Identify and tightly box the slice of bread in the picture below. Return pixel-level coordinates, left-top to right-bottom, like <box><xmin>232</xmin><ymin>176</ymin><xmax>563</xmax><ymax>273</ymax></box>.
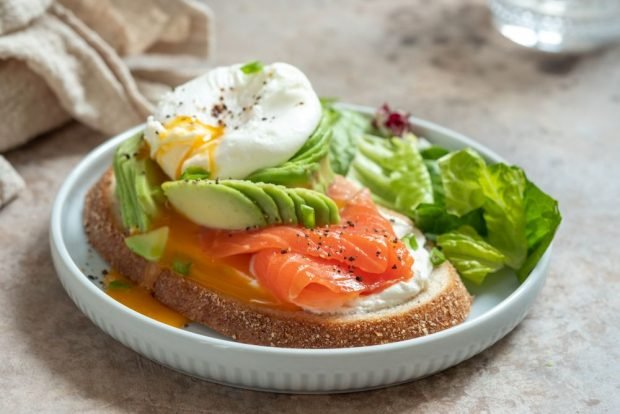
<box><xmin>84</xmin><ymin>170</ymin><xmax>472</xmax><ymax>348</ymax></box>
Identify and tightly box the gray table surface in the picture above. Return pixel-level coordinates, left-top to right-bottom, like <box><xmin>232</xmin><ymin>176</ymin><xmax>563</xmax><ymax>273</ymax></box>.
<box><xmin>2</xmin><ymin>0</ymin><xmax>619</xmax><ymax>412</ymax></box>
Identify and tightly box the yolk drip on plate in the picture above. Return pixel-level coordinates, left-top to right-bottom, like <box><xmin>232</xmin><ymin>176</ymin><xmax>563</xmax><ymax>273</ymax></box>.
<box><xmin>155</xmin><ymin>116</ymin><xmax>225</xmax><ymax>179</ymax></box>
<box><xmin>104</xmin><ymin>270</ymin><xmax>188</xmax><ymax>328</ymax></box>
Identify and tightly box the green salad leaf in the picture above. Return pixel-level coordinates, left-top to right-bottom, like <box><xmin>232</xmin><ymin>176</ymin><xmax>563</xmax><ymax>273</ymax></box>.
<box><xmin>436</xmin><ymin>148</ymin><xmax>560</xmax><ymax>279</ymax></box>
<box><xmin>517</xmin><ymin>180</ymin><xmax>561</xmax><ymax>281</ymax></box>
<box><xmin>347</xmin><ymin>134</ymin><xmax>433</xmax><ymax>214</ymax></box>
<box><xmin>437</xmin><ymin>226</ymin><xmax>506</xmax><ymax>284</ymax></box>
<box><xmin>420</xmin><ymin>146</ymin><xmax>450</xmax><ymax>161</ymax></box>
<box><xmin>337</xmin><ymin>121</ymin><xmax>560</xmax><ymax>283</ymax></box>
<box><xmin>482</xmin><ymin>163</ymin><xmax>528</xmax><ymax>269</ymax></box>
<box><xmin>413</xmin><ymin>146</ymin><xmax>487</xmax><ymax>236</ymax></box>
<box><xmin>424</xmin><ymin>158</ymin><xmax>446</xmax><ymax>204</ymax></box>
<box><xmin>438</xmin><ymin>148</ymin><xmax>487</xmax><ymax>216</ymax></box>
<box><xmin>438</xmin><ymin>150</ymin><xmax>528</xmax><ymax>269</ymax></box>
<box><xmin>328</xmin><ymin>107</ymin><xmax>373</xmax><ymax>175</ymax></box>
<box><xmin>412</xmin><ymin>203</ymin><xmax>486</xmax><ymax>236</ymax></box>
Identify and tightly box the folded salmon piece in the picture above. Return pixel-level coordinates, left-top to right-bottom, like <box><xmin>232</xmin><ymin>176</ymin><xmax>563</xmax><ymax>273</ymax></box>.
<box><xmin>200</xmin><ymin>176</ymin><xmax>414</xmax><ymax>311</ymax></box>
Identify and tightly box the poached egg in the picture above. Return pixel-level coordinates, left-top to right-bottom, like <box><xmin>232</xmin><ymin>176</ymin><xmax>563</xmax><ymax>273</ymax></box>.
<box><xmin>144</xmin><ymin>62</ymin><xmax>322</xmax><ymax>180</ymax></box>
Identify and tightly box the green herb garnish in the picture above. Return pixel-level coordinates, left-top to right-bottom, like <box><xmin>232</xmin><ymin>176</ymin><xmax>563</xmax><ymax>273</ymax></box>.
<box><xmin>430</xmin><ymin>247</ymin><xmax>446</xmax><ymax>267</ymax></box>
<box><xmin>108</xmin><ymin>280</ymin><xmax>131</xmax><ymax>289</ymax></box>
<box><xmin>240</xmin><ymin>60</ymin><xmax>264</xmax><ymax>74</ymax></box>
<box><xmin>172</xmin><ymin>258</ymin><xmax>192</xmax><ymax>276</ymax></box>
<box><xmin>402</xmin><ymin>234</ymin><xmax>419</xmax><ymax>250</ymax></box>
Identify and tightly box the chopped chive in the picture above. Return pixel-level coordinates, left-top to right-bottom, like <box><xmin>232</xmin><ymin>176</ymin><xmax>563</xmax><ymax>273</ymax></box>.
<box><xmin>403</xmin><ymin>234</ymin><xmax>419</xmax><ymax>250</ymax></box>
<box><xmin>172</xmin><ymin>258</ymin><xmax>192</xmax><ymax>276</ymax></box>
<box><xmin>108</xmin><ymin>280</ymin><xmax>131</xmax><ymax>289</ymax></box>
<box><xmin>430</xmin><ymin>247</ymin><xmax>446</xmax><ymax>266</ymax></box>
<box><xmin>240</xmin><ymin>60</ymin><xmax>264</xmax><ymax>74</ymax></box>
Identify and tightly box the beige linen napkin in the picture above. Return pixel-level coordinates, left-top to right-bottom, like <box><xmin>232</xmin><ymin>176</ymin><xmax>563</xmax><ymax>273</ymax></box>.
<box><xmin>0</xmin><ymin>0</ymin><xmax>214</xmax><ymax>208</ymax></box>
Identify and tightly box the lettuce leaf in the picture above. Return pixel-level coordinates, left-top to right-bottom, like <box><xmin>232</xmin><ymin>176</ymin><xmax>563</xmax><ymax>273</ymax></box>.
<box><xmin>438</xmin><ymin>148</ymin><xmax>487</xmax><ymax>216</ymax></box>
<box><xmin>438</xmin><ymin>149</ymin><xmax>527</xmax><ymax>269</ymax></box>
<box><xmin>413</xmin><ymin>203</ymin><xmax>486</xmax><ymax>236</ymax></box>
<box><xmin>437</xmin><ymin>148</ymin><xmax>560</xmax><ymax>277</ymax></box>
<box><xmin>414</xmin><ymin>146</ymin><xmax>486</xmax><ymax>236</ymax></box>
<box><xmin>327</xmin><ymin>107</ymin><xmax>373</xmax><ymax>174</ymax></box>
<box><xmin>424</xmin><ymin>156</ymin><xmax>446</xmax><ymax>205</ymax></box>
<box><xmin>437</xmin><ymin>226</ymin><xmax>506</xmax><ymax>284</ymax></box>
<box><xmin>420</xmin><ymin>146</ymin><xmax>450</xmax><ymax>161</ymax></box>
<box><xmin>325</xmin><ymin>105</ymin><xmax>560</xmax><ymax>284</ymax></box>
<box><xmin>481</xmin><ymin>164</ymin><xmax>528</xmax><ymax>269</ymax></box>
<box><xmin>517</xmin><ymin>180</ymin><xmax>561</xmax><ymax>281</ymax></box>
<box><xmin>347</xmin><ymin>134</ymin><xmax>433</xmax><ymax>214</ymax></box>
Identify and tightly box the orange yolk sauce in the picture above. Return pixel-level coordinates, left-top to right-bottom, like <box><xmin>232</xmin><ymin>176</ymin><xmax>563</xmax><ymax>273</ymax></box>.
<box><xmin>104</xmin><ymin>206</ymin><xmax>299</xmax><ymax>328</ymax></box>
<box><xmin>104</xmin><ymin>270</ymin><xmax>188</xmax><ymax>328</ymax></box>
<box><xmin>153</xmin><ymin>116</ymin><xmax>225</xmax><ymax>179</ymax></box>
<box><xmin>154</xmin><ymin>209</ymin><xmax>298</xmax><ymax>310</ymax></box>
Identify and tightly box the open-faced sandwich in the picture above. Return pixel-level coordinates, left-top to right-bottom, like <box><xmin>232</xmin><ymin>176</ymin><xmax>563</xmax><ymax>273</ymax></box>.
<box><xmin>84</xmin><ymin>61</ymin><xmax>561</xmax><ymax>348</ymax></box>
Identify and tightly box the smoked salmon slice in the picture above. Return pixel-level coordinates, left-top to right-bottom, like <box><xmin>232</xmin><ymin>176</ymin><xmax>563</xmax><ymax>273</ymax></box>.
<box><xmin>251</xmin><ymin>249</ymin><xmax>365</xmax><ymax>311</ymax></box>
<box><xmin>200</xmin><ymin>176</ymin><xmax>414</xmax><ymax>311</ymax></box>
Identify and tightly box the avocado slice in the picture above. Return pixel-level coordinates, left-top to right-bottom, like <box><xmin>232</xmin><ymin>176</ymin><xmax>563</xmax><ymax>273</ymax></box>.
<box><xmin>125</xmin><ymin>226</ymin><xmax>169</xmax><ymax>261</ymax></box>
<box><xmin>295</xmin><ymin>188</ymin><xmax>340</xmax><ymax>226</ymax></box>
<box><xmin>247</xmin><ymin>109</ymin><xmax>336</xmax><ymax>191</ymax></box>
<box><xmin>134</xmin><ymin>174</ymin><xmax>155</xmax><ymax>217</ymax></box>
<box><xmin>249</xmin><ymin>163</ymin><xmax>314</xmax><ymax>189</ymax></box>
<box><xmin>162</xmin><ymin>178</ymin><xmax>338</xmax><ymax>230</ymax></box>
<box><xmin>113</xmin><ymin>133</ymin><xmax>166</xmax><ymax>232</ymax></box>
<box><xmin>324</xmin><ymin>195</ymin><xmax>340</xmax><ymax>224</ymax></box>
<box><xmin>221</xmin><ymin>180</ymin><xmax>281</xmax><ymax>225</ymax></box>
<box><xmin>116</xmin><ymin>135</ymin><xmax>147</xmax><ymax>230</ymax></box>
<box><xmin>260</xmin><ymin>183</ymin><xmax>298</xmax><ymax>225</ymax></box>
<box><xmin>288</xmin><ymin>191</ymin><xmax>316</xmax><ymax>228</ymax></box>
<box><xmin>294</xmin><ymin>188</ymin><xmax>330</xmax><ymax>227</ymax></box>
<box><xmin>114</xmin><ymin>152</ymin><xmax>137</xmax><ymax>229</ymax></box>
<box><xmin>300</xmin><ymin>205</ymin><xmax>316</xmax><ymax>229</ymax></box>
<box><xmin>162</xmin><ymin>180</ymin><xmax>266</xmax><ymax>230</ymax></box>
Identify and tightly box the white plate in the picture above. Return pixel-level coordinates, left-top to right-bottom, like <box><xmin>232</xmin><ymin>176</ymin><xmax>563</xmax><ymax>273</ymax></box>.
<box><xmin>50</xmin><ymin>105</ymin><xmax>551</xmax><ymax>393</ymax></box>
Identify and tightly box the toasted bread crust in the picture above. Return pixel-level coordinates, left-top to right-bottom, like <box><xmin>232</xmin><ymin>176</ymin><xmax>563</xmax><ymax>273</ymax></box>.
<box><xmin>84</xmin><ymin>170</ymin><xmax>472</xmax><ymax>348</ymax></box>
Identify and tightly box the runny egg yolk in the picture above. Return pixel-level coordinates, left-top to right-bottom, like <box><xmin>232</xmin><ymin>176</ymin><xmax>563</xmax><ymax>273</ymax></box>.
<box><xmin>104</xmin><ymin>270</ymin><xmax>189</xmax><ymax>328</ymax></box>
<box><xmin>155</xmin><ymin>116</ymin><xmax>225</xmax><ymax>179</ymax></box>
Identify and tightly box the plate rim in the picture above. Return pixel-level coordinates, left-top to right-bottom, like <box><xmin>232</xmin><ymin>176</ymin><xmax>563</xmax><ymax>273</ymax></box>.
<box><xmin>50</xmin><ymin>105</ymin><xmax>551</xmax><ymax>356</ymax></box>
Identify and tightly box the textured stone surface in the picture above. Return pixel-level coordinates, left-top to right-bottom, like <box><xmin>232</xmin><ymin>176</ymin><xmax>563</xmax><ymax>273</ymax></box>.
<box><xmin>1</xmin><ymin>0</ymin><xmax>619</xmax><ymax>412</ymax></box>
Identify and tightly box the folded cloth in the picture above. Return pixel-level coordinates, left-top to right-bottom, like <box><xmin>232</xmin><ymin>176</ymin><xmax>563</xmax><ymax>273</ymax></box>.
<box><xmin>0</xmin><ymin>0</ymin><xmax>214</xmax><ymax>207</ymax></box>
<box><xmin>0</xmin><ymin>156</ymin><xmax>25</xmax><ymax>209</ymax></box>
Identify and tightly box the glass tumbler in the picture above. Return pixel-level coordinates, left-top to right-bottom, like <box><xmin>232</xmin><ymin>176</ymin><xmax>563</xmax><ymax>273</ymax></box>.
<box><xmin>489</xmin><ymin>0</ymin><xmax>620</xmax><ymax>53</ymax></box>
